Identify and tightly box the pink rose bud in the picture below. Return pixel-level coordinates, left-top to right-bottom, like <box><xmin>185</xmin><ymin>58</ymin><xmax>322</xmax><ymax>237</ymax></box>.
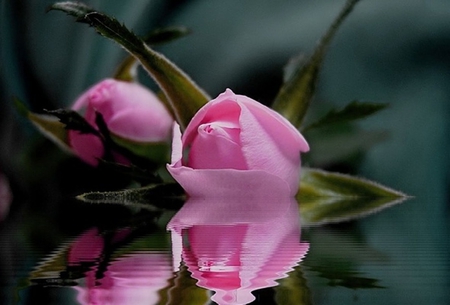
<box><xmin>167</xmin><ymin>89</ymin><xmax>309</xmax><ymax>196</ymax></box>
<box><xmin>68</xmin><ymin>79</ymin><xmax>173</xmax><ymax>166</ymax></box>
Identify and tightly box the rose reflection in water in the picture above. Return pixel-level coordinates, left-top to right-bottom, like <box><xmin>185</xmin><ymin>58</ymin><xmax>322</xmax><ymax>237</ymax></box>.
<box><xmin>63</xmin><ymin>195</ymin><xmax>308</xmax><ymax>305</ymax></box>
<box><xmin>168</xmin><ymin>196</ymin><xmax>309</xmax><ymax>305</ymax></box>
<box><xmin>67</xmin><ymin>228</ymin><xmax>173</xmax><ymax>305</ymax></box>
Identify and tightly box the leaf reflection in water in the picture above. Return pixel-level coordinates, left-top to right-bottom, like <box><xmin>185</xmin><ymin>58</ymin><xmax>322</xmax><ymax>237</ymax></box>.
<box><xmin>168</xmin><ymin>196</ymin><xmax>309</xmax><ymax>305</ymax></box>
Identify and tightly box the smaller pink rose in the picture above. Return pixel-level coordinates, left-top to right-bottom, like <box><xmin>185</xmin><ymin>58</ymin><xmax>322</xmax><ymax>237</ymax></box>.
<box><xmin>68</xmin><ymin>79</ymin><xmax>173</xmax><ymax>166</ymax></box>
<box><xmin>167</xmin><ymin>89</ymin><xmax>309</xmax><ymax>196</ymax></box>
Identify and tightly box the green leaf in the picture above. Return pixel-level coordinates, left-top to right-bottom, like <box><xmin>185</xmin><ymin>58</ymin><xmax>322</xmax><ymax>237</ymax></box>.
<box><xmin>114</xmin><ymin>26</ymin><xmax>191</xmax><ymax>82</ymax></box>
<box><xmin>46</xmin><ymin>1</ymin><xmax>95</xmax><ymax>19</ymax></box>
<box><xmin>282</xmin><ymin>53</ymin><xmax>308</xmax><ymax>84</ymax></box>
<box><xmin>298</xmin><ymin>168</ymin><xmax>410</xmax><ymax>226</ymax></box>
<box><xmin>304</xmin><ymin>128</ymin><xmax>388</xmax><ymax>166</ymax></box>
<box><xmin>143</xmin><ymin>26</ymin><xmax>191</xmax><ymax>46</ymax></box>
<box><xmin>271</xmin><ymin>0</ymin><xmax>360</xmax><ymax>127</ymax></box>
<box><xmin>49</xmin><ymin>2</ymin><xmax>210</xmax><ymax>130</ymax></box>
<box><xmin>303</xmin><ymin>101</ymin><xmax>388</xmax><ymax>132</ymax></box>
<box><xmin>110</xmin><ymin>135</ymin><xmax>170</xmax><ymax>165</ymax></box>
<box><xmin>76</xmin><ymin>183</ymin><xmax>185</xmax><ymax>210</ymax></box>
<box><xmin>113</xmin><ymin>55</ymin><xmax>140</xmax><ymax>82</ymax></box>
<box><xmin>13</xmin><ymin>97</ymin><xmax>72</xmax><ymax>153</ymax></box>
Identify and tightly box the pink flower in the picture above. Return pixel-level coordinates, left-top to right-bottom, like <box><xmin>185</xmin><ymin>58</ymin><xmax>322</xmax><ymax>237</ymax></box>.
<box><xmin>168</xmin><ymin>197</ymin><xmax>309</xmax><ymax>304</ymax></box>
<box><xmin>0</xmin><ymin>171</ymin><xmax>12</xmax><ymax>221</ymax></box>
<box><xmin>167</xmin><ymin>89</ymin><xmax>309</xmax><ymax>196</ymax></box>
<box><xmin>68</xmin><ymin>79</ymin><xmax>173</xmax><ymax>166</ymax></box>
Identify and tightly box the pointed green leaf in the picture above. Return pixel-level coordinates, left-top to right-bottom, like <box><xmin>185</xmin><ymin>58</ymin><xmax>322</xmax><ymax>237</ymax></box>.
<box><xmin>114</xmin><ymin>26</ymin><xmax>191</xmax><ymax>82</ymax></box>
<box><xmin>305</xmin><ymin>128</ymin><xmax>388</xmax><ymax>166</ymax></box>
<box><xmin>27</xmin><ymin>114</ymin><xmax>72</xmax><ymax>153</ymax></box>
<box><xmin>110</xmin><ymin>135</ymin><xmax>170</xmax><ymax>164</ymax></box>
<box><xmin>46</xmin><ymin>1</ymin><xmax>94</xmax><ymax>19</ymax></box>
<box><xmin>76</xmin><ymin>183</ymin><xmax>185</xmax><ymax>210</ymax></box>
<box><xmin>282</xmin><ymin>53</ymin><xmax>308</xmax><ymax>84</ymax></box>
<box><xmin>303</xmin><ymin>101</ymin><xmax>388</xmax><ymax>132</ymax></box>
<box><xmin>299</xmin><ymin>168</ymin><xmax>406</xmax><ymax>198</ymax></box>
<box><xmin>298</xmin><ymin>168</ymin><xmax>410</xmax><ymax>226</ymax></box>
<box><xmin>13</xmin><ymin>97</ymin><xmax>72</xmax><ymax>153</ymax></box>
<box><xmin>114</xmin><ymin>55</ymin><xmax>140</xmax><ymax>82</ymax></box>
<box><xmin>49</xmin><ymin>2</ymin><xmax>210</xmax><ymax>130</ymax></box>
<box><xmin>143</xmin><ymin>26</ymin><xmax>191</xmax><ymax>46</ymax></box>
<box><xmin>272</xmin><ymin>0</ymin><xmax>360</xmax><ymax>127</ymax></box>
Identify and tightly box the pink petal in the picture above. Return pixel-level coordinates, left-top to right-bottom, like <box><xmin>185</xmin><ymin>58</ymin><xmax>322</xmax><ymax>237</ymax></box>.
<box><xmin>170</xmin><ymin>123</ymin><xmax>183</xmax><ymax>167</ymax></box>
<box><xmin>67</xmin><ymin>131</ymin><xmax>104</xmax><ymax>166</ymax></box>
<box><xmin>182</xmin><ymin>94</ymin><xmax>241</xmax><ymax>147</ymax></box>
<box><xmin>236</xmin><ymin>93</ymin><xmax>309</xmax><ymax>195</ymax></box>
<box><xmin>67</xmin><ymin>228</ymin><xmax>104</xmax><ymax>264</ymax></box>
<box><xmin>167</xmin><ymin>191</ymin><xmax>292</xmax><ymax>227</ymax></box>
<box><xmin>72</xmin><ymin>79</ymin><xmax>173</xmax><ymax>142</ymax></box>
<box><xmin>107</xmin><ymin>107</ymin><xmax>171</xmax><ymax>142</ymax></box>
<box><xmin>166</xmin><ymin>163</ymin><xmax>291</xmax><ymax>198</ymax></box>
<box><xmin>187</xmin><ymin>122</ymin><xmax>247</xmax><ymax>169</ymax></box>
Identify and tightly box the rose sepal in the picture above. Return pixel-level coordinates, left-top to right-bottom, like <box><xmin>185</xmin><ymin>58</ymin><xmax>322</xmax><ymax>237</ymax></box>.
<box><xmin>272</xmin><ymin>0</ymin><xmax>361</xmax><ymax>128</ymax></box>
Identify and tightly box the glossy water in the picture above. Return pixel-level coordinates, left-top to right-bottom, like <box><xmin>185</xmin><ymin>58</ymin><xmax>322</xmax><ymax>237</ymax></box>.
<box><xmin>1</xmin><ymin>197</ymin><xmax>449</xmax><ymax>305</ymax></box>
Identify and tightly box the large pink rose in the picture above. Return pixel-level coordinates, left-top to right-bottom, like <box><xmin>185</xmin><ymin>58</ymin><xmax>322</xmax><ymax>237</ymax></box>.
<box><xmin>167</xmin><ymin>89</ymin><xmax>309</xmax><ymax>196</ymax></box>
<box><xmin>68</xmin><ymin>78</ymin><xmax>173</xmax><ymax>166</ymax></box>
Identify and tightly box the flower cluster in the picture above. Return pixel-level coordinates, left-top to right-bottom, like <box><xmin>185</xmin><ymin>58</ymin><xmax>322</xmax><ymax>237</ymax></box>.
<box><xmin>69</xmin><ymin>81</ymin><xmax>308</xmax><ymax>196</ymax></box>
<box><xmin>18</xmin><ymin>0</ymin><xmax>405</xmax><ymax>216</ymax></box>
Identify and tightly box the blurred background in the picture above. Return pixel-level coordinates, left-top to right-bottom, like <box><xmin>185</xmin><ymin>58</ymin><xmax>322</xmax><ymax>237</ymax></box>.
<box><xmin>1</xmin><ymin>0</ymin><xmax>449</xmax><ymax>303</ymax></box>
